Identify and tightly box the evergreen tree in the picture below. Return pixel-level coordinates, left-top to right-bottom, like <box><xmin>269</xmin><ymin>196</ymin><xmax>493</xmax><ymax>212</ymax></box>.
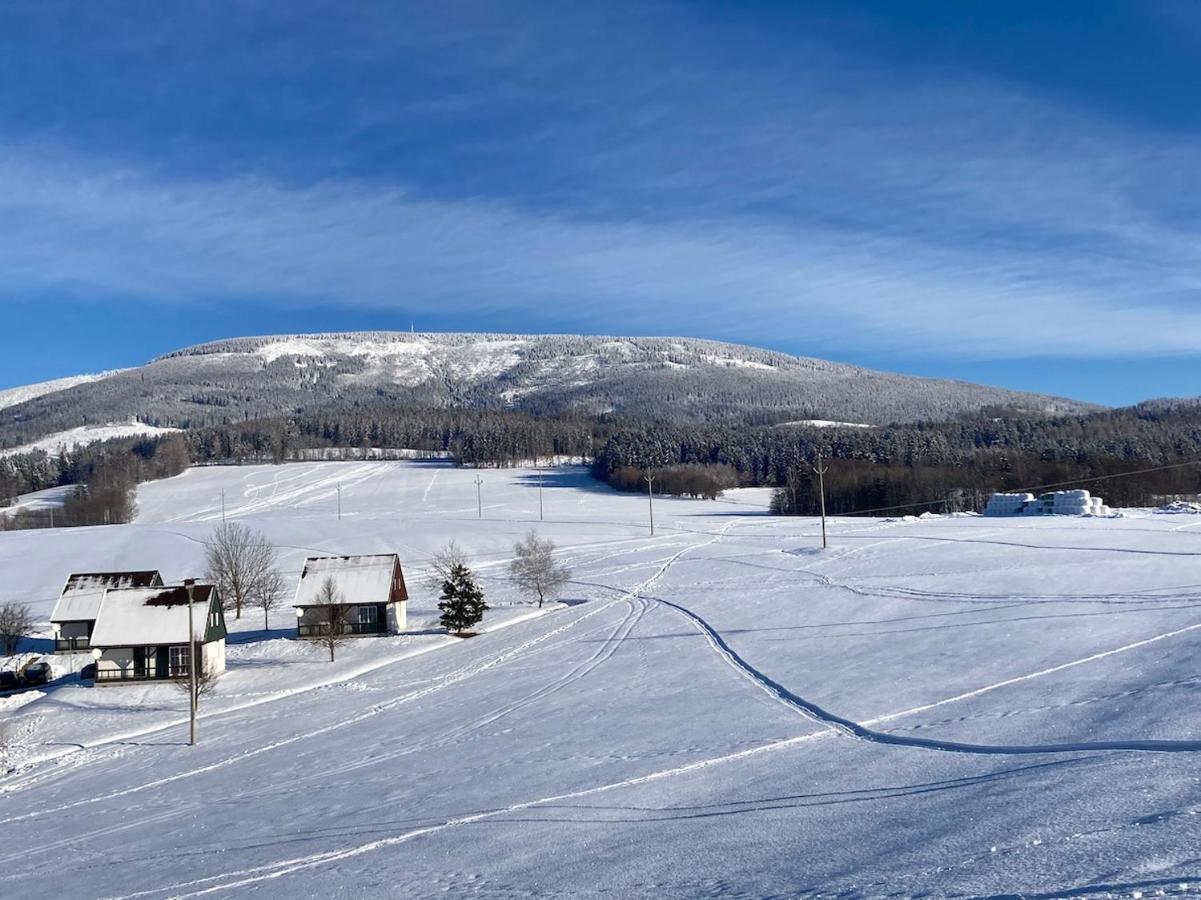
<box><xmin>438</xmin><ymin>562</ymin><xmax>488</xmax><ymax>635</ymax></box>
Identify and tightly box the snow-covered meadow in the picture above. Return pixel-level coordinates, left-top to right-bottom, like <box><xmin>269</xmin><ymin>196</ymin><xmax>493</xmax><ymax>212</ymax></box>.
<box><xmin>3</xmin><ymin>461</ymin><xmax>1201</xmax><ymax>897</ymax></box>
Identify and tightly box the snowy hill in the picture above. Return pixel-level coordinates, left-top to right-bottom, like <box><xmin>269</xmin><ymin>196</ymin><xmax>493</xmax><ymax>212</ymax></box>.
<box><xmin>0</xmin><ymin>333</ymin><xmax>1098</xmax><ymax>450</ymax></box>
<box><xmin>0</xmin><ymin>421</ymin><xmax>180</xmax><ymax>458</ymax></box>
<box><xmin>4</xmin><ymin>460</ymin><xmax>1201</xmax><ymax>896</ymax></box>
<box><xmin>0</xmin><ymin>369</ymin><xmax>124</xmax><ymax>412</ymax></box>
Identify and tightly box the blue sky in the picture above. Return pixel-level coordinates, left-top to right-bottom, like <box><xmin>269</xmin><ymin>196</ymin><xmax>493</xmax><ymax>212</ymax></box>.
<box><xmin>2</xmin><ymin>1</ymin><xmax>1200</xmax><ymax>405</ymax></box>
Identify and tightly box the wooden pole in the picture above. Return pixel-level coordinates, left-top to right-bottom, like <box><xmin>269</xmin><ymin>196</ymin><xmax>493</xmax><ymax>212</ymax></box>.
<box><xmin>475</xmin><ymin>474</ymin><xmax>484</xmax><ymax>519</ymax></box>
<box><xmin>812</xmin><ymin>455</ymin><xmax>828</xmax><ymax>550</ymax></box>
<box><xmin>645</xmin><ymin>471</ymin><xmax>656</xmax><ymax>536</ymax></box>
<box><xmin>184</xmin><ymin>578</ymin><xmax>197</xmax><ymax>747</ymax></box>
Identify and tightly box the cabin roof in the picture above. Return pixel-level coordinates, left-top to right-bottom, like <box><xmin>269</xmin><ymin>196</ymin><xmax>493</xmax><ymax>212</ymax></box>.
<box><xmin>51</xmin><ymin>570</ymin><xmax>164</xmax><ymax>623</ymax></box>
<box><xmin>293</xmin><ymin>554</ymin><xmax>405</xmax><ymax>607</ymax></box>
<box><xmin>90</xmin><ymin>584</ymin><xmax>219</xmax><ymax>646</ymax></box>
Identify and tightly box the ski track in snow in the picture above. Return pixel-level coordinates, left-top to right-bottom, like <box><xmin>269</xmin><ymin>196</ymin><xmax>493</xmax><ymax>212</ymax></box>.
<box><xmin>655</xmin><ymin>594</ymin><xmax>1201</xmax><ymax>755</ymax></box>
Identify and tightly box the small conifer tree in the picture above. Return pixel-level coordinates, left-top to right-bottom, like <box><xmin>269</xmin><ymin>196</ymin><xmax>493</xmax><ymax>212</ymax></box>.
<box><xmin>438</xmin><ymin>562</ymin><xmax>488</xmax><ymax>635</ymax></box>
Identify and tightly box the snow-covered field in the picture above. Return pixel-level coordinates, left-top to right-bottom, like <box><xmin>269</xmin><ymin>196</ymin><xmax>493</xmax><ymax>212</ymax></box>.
<box><xmin>0</xmin><ymin>484</ymin><xmax>73</xmax><ymax>519</ymax></box>
<box><xmin>4</xmin><ymin>461</ymin><xmax>1201</xmax><ymax>897</ymax></box>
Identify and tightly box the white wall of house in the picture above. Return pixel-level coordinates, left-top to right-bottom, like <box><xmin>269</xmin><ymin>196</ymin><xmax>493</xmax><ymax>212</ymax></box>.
<box><xmin>387</xmin><ymin>600</ymin><xmax>407</xmax><ymax>634</ymax></box>
<box><xmin>202</xmin><ymin>639</ymin><xmax>227</xmax><ymax>676</ymax></box>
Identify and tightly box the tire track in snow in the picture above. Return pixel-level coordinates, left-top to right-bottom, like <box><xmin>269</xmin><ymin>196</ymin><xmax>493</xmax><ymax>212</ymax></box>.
<box><xmin>654</xmin><ymin>595</ymin><xmax>1201</xmax><ymax>755</ymax></box>
<box><xmin>420</xmin><ymin>469</ymin><xmax>439</xmax><ymax>505</ymax></box>
<box><xmin>264</xmin><ymin>610</ymin><xmax>641</xmax><ymax>790</ymax></box>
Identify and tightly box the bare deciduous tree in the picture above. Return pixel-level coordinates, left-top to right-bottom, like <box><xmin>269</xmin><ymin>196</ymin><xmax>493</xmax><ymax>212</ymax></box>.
<box><xmin>205</xmin><ymin>522</ymin><xmax>283</xmax><ymax>620</ymax></box>
<box><xmin>250</xmin><ymin>567</ymin><xmax>286</xmax><ymax>632</ymax></box>
<box><xmin>172</xmin><ymin>654</ymin><xmax>220</xmax><ymax>704</ymax></box>
<box><xmin>313</xmin><ymin>576</ymin><xmax>352</xmax><ymax>663</ymax></box>
<box><xmin>508</xmin><ymin>531</ymin><xmax>572</xmax><ymax>608</ymax></box>
<box><xmin>424</xmin><ymin>540</ymin><xmax>468</xmax><ymax>593</ymax></box>
<box><xmin>0</xmin><ymin>601</ymin><xmax>33</xmax><ymax>655</ymax></box>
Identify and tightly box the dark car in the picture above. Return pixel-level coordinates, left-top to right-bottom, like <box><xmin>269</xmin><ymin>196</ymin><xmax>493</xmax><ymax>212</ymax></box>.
<box><xmin>21</xmin><ymin>662</ymin><xmax>52</xmax><ymax>686</ymax></box>
<box><xmin>0</xmin><ymin>671</ymin><xmax>18</xmax><ymax>691</ymax></box>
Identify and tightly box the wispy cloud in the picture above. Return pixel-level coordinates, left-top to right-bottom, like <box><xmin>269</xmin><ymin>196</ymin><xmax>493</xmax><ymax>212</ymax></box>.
<box><xmin>2</xmin><ymin>2</ymin><xmax>1201</xmax><ymax>360</ymax></box>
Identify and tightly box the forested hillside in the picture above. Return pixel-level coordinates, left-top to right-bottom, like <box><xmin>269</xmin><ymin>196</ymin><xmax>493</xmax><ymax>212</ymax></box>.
<box><xmin>0</xmin><ymin>333</ymin><xmax>1096</xmax><ymax>450</ymax></box>
<box><xmin>5</xmin><ymin>399</ymin><xmax>1201</xmax><ymax>530</ymax></box>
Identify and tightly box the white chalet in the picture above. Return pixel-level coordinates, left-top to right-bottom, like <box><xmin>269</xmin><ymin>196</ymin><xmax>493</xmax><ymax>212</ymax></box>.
<box><xmin>90</xmin><ymin>583</ymin><xmax>227</xmax><ymax>684</ymax></box>
<box><xmin>49</xmin><ymin>570</ymin><xmax>164</xmax><ymax>653</ymax></box>
<box><xmin>294</xmin><ymin>554</ymin><xmax>409</xmax><ymax>639</ymax></box>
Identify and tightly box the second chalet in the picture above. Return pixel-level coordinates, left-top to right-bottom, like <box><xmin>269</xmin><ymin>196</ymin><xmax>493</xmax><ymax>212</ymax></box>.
<box><xmin>294</xmin><ymin>553</ymin><xmax>409</xmax><ymax>639</ymax></box>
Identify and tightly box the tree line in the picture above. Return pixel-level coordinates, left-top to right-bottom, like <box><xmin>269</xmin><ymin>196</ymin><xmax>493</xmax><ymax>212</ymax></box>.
<box><xmin>5</xmin><ymin>400</ymin><xmax>1201</xmax><ymax>530</ymax></box>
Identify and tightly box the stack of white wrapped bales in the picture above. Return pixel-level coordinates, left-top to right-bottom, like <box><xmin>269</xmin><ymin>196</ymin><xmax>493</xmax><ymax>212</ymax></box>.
<box><xmin>1035</xmin><ymin>490</ymin><xmax>1109</xmax><ymax>516</ymax></box>
<box><xmin>983</xmin><ymin>492</ymin><xmax>1036</xmax><ymax>516</ymax></box>
<box><xmin>984</xmin><ymin>489</ymin><xmax>1110</xmax><ymax>517</ymax></box>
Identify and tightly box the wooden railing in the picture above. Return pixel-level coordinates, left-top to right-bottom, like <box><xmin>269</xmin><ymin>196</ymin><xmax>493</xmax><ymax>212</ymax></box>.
<box><xmin>95</xmin><ymin>668</ymin><xmax>187</xmax><ymax>683</ymax></box>
<box><xmin>297</xmin><ymin>621</ymin><xmax>385</xmax><ymax>638</ymax></box>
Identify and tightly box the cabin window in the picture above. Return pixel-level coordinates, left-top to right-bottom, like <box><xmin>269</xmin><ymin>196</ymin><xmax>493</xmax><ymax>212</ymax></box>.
<box><xmin>169</xmin><ymin>645</ymin><xmax>190</xmax><ymax>677</ymax></box>
<box><xmin>358</xmin><ymin>606</ymin><xmax>378</xmax><ymax>625</ymax></box>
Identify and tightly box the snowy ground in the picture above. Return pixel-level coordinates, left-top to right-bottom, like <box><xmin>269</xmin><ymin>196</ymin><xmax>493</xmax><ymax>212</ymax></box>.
<box><xmin>3</xmin><ymin>462</ymin><xmax>1201</xmax><ymax>897</ymax></box>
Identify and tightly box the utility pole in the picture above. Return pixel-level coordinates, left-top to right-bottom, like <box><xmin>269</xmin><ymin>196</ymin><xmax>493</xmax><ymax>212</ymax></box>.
<box><xmin>644</xmin><ymin>470</ymin><xmax>656</xmax><ymax>536</ymax></box>
<box><xmin>811</xmin><ymin>454</ymin><xmax>829</xmax><ymax>549</ymax></box>
<box><xmin>336</xmin><ymin>483</ymin><xmax>342</xmax><ymax>521</ymax></box>
<box><xmin>184</xmin><ymin>578</ymin><xmax>198</xmax><ymax>747</ymax></box>
<box><xmin>220</xmin><ymin>489</ymin><xmax>226</xmax><ymax>524</ymax></box>
<box><xmin>537</xmin><ymin>462</ymin><xmax>544</xmax><ymax>522</ymax></box>
<box><xmin>475</xmin><ymin>474</ymin><xmax>484</xmax><ymax>519</ymax></box>
<box><xmin>48</xmin><ymin>507</ymin><xmax>53</xmax><ymax>529</ymax></box>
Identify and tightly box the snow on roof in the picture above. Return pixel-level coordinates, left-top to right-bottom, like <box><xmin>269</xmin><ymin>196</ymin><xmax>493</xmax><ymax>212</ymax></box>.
<box><xmin>293</xmin><ymin>554</ymin><xmax>403</xmax><ymax>607</ymax></box>
<box><xmin>90</xmin><ymin>585</ymin><xmax>217</xmax><ymax>647</ymax></box>
<box><xmin>50</xmin><ymin>571</ymin><xmax>163</xmax><ymax>623</ymax></box>
<box><xmin>51</xmin><ymin>587</ymin><xmax>107</xmax><ymax>623</ymax></box>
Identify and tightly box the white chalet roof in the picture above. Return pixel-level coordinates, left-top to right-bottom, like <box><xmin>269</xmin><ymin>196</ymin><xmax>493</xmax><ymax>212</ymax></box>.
<box><xmin>293</xmin><ymin>554</ymin><xmax>403</xmax><ymax>607</ymax></box>
<box><xmin>50</xmin><ymin>571</ymin><xmax>163</xmax><ymax>623</ymax></box>
<box><xmin>51</xmin><ymin>588</ymin><xmax>107</xmax><ymax>624</ymax></box>
<box><xmin>90</xmin><ymin>585</ymin><xmax>218</xmax><ymax>647</ymax></box>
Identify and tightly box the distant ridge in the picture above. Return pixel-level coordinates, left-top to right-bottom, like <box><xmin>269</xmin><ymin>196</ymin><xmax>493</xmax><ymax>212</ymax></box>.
<box><xmin>0</xmin><ymin>332</ymin><xmax>1101</xmax><ymax>451</ymax></box>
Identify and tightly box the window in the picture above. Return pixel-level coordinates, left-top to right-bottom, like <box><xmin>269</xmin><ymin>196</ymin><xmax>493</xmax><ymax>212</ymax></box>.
<box><xmin>358</xmin><ymin>606</ymin><xmax>378</xmax><ymax>625</ymax></box>
<box><xmin>169</xmin><ymin>645</ymin><xmax>190</xmax><ymax>677</ymax></box>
